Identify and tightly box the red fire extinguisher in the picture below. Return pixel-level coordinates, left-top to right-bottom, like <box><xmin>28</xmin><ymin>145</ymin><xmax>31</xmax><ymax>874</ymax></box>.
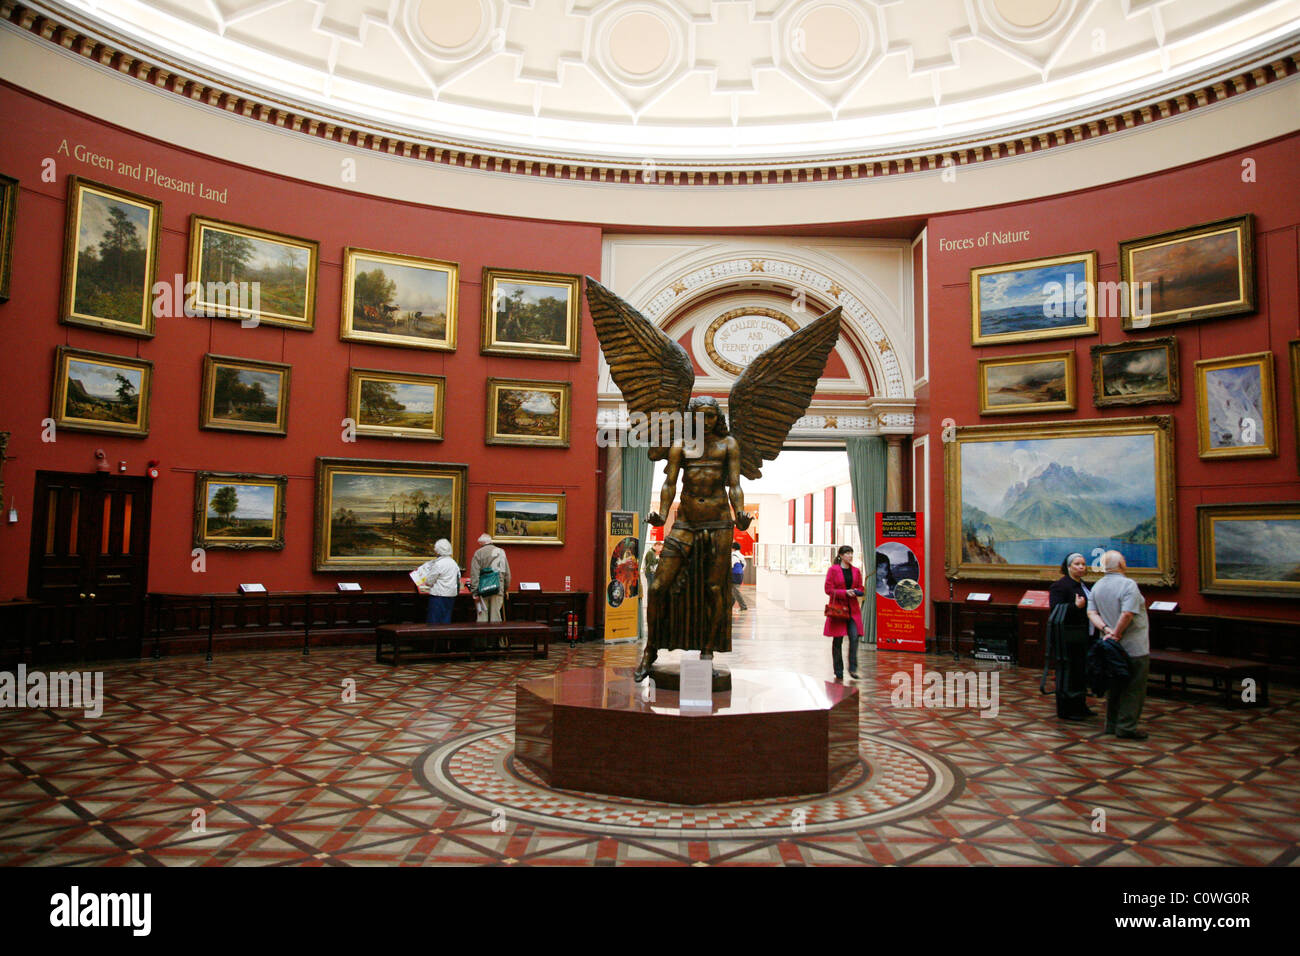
<box><xmin>566</xmin><ymin>611</ymin><xmax>578</xmax><ymax>647</ymax></box>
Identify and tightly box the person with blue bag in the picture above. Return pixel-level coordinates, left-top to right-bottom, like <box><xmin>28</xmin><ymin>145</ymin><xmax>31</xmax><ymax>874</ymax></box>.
<box><xmin>730</xmin><ymin>541</ymin><xmax>748</xmax><ymax>611</ymax></box>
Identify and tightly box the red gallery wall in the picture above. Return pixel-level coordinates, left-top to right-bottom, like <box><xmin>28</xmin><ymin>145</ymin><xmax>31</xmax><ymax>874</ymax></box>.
<box><xmin>922</xmin><ymin>131</ymin><xmax>1300</xmax><ymax>620</ymax></box>
<box><xmin>0</xmin><ymin>84</ymin><xmax>603</xmax><ymax>605</ymax></box>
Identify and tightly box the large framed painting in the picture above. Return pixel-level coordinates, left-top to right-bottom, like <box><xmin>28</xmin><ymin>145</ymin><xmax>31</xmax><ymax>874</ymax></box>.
<box><xmin>339</xmin><ymin>247</ymin><xmax>458</xmax><ymax>351</ymax></box>
<box><xmin>1290</xmin><ymin>340</ymin><xmax>1300</xmax><ymax>474</ymax></box>
<box><xmin>200</xmin><ymin>354</ymin><xmax>290</xmax><ymax>436</ymax></box>
<box><xmin>60</xmin><ymin>177</ymin><xmax>161</xmax><ymax>337</ymax></box>
<box><xmin>944</xmin><ymin>416</ymin><xmax>1176</xmax><ymax>586</ymax></box>
<box><xmin>1090</xmin><ymin>336</ymin><xmax>1179</xmax><ymax>407</ymax></box>
<box><xmin>480</xmin><ymin>268</ymin><xmax>581</xmax><ymax>360</ymax></box>
<box><xmin>1119</xmin><ymin>215</ymin><xmax>1254</xmax><ymax>330</ymax></box>
<box><xmin>1197</xmin><ymin>503</ymin><xmax>1300</xmax><ymax>599</ymax></box>
<box><xmin>487</xmin><ymin>492</ymin><xmax>566</xmax><ymax>545</ymax></box>
<box><xmin>313</xmin><ymin>458</ymin><xmax>467</xmax><ymax>572</ymax></box>
<box><xmin>0</xmin><ymin>173</ymin><xmax>17</xmax><ymax>302</ymax></box>
<box><xmin>51</xmin><ymin>346</ymin><xmax>152</xmax><ymax>437</ymax></box>
<box><xmin>347</xmin><ymin>368</ymin><xmax>445</xmax><ymax>441</ymax></box>
<box><xmin>187</xmin><ymin>215</ymin><xmax>318</xmax><ymax>330</ymax></box>
<box><xmin>977</xmin><ymin>350</ymin><xmax>1075</xmax><ymax>415</ymax></box>
<box><xmin>193</xmin><ymin>472</ymin><xmax>287</xmax><ymax>550</ymax></box>
<box><xmin>970</xmin><ymin>252</ymin><xmax>1097</xmax><ymax>346</ymax></box>
<box><xmin>485</xmin><ymin>378</ymin><xmax>570</xmax><ymax>447</ymax></box>
<box><xmin>1193</xmin><ymin>351</ymin><xmax>1276</xmax><ymax>460</ymax></box>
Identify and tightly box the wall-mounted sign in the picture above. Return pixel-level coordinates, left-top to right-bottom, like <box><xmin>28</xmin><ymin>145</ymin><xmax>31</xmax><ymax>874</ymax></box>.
<box><xmin>703</xmin><ymin>308</ymin><xmax>800</xmax><ymax>375</ymax></box>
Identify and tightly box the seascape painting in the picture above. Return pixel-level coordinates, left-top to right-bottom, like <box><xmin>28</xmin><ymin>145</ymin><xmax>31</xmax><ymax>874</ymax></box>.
<box><xmin>341</xmin><ymin>249</ymin><xmax>457</xmax><ymax>351</ymax></box>
<box><xmin>1092</xmin><ymin>337</ymin><xmax>1178</xmax><ymax>407</ymax></box>
<box><xmin>1198</xmin><ymin>504</ymin><xmax>1300</xmax><ymax>598</ymax></box>
<box><xmin>1121</xmin><ymin>216</ymin><xmax>1254</xmax><ymax>328</ymax></box>
<box><xmin>1195</xmin><ymin>352</ymin><xmax>1276</xmax><ymax>459</ymax></box>
<box><xmin>979</xmin><ymin>351</ymin><xmax>1074</xmax><ymax>414</ymax></box>
<box><xmin>194</xmin><ymin>473</ymin><xmax>286</xmax><ymax>549</ymax></box>
<box><xmin>63</xmin><ymin>178</ymin><xmax>160</xmax><ymax>336</ymax></box>
<box><xmin>946</xmin><ymin>417</ymin><xmax>1176</xmax><ymax>585</ymax></box>
<box><xmin>971</xmin><ymin>253</ymin><xmax>1096</xmax><ymax>345</ymax></box>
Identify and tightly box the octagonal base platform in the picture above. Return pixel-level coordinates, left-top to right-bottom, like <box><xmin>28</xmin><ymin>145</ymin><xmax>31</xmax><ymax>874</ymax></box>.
<box><xmin>515</xmin><ymin>666</ymin><xmax>858</xmax><ymax>804</ymax></box>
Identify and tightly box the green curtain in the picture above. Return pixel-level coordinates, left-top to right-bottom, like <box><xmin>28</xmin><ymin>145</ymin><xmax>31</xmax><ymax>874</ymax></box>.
<box><xmin>621</xmin><ymin>445</ymin><xmax>655</xmax><ymax>640</ymax></box>
<box><xmin>846</xmin><ymin>437</ymin><xmax>887</xmax><ymax>645</ymax></box>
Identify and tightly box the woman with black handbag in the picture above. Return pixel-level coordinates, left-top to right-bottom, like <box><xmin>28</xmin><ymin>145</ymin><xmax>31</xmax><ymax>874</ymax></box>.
<box><xmin>823</xmin><ymin>545</ymin><xmax>866</xmax><ymax>680</ymax></box>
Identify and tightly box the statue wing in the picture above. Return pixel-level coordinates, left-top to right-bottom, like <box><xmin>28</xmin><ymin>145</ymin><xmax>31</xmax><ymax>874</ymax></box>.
<box><xmin>728</xmin><ymin>306</ymin><xmax>843</xmax><ymax>480</ymax></box>
<box><xmin>585</xmin><ymin>278</ymin><xmax>695</xmax><ymax>458</ymax></box>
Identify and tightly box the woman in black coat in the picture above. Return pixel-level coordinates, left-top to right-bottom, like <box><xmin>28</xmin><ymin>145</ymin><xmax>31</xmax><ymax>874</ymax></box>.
<box><xmin>1046</xmin><ymin>552</ymin><xmax>1094</xmax><ymax>720</ymax></box>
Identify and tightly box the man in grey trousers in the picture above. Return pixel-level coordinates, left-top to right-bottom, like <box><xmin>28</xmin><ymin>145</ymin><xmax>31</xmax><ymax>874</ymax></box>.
<box><xmin>1087</xmin><ymin>550</ymin><xmax>1150</xmax><ymax>740</ymax></box>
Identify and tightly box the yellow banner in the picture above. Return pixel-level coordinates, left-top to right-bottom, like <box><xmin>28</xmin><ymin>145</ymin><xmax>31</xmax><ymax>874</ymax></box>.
<box><xmin>604</xmin><ymin>511</ymin><xmax>641</xmax><ymax>642</ymax></box>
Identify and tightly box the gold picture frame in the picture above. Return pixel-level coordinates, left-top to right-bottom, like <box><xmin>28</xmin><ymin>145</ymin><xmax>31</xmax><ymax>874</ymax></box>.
<box><xmin>339</xmin><ymin>247</ymin><xmax>458</xmax><ymax>352</ymax></box>
<box><xmin>313</xmin><ymin>457</ymin><xmax>467</xmax><ymax>572</ymax></box>
<box><xmin>970</xmin><ymin>251</ymin><xmax>1097</xmax><ymax>346</ymax></box>
<box><xmin>347</xmin><ymin>368</ymin><xmax>445</xmax><ymax>441</ymax></box>
<box><xmin>200</xmin><ymin>354</ymin><xmax>291</xmax><ymax>436</ymax></box>
<box><xmin>944</xmin><ymin>415</ymin><xmax>1176</xmax><ymax>586</ymax></box>
<box><xmin>0</xmin><ymin>173</ymin><xmax>17</xmax><ymax>302</ymax></box>
<box><xmin>977</xmin><ymin>350</ymin><xmax>1075</xmax><ymax>415</ymax></box>
<box><xmin>52</xmin><ymin>346</ymin><xmax>153</xmax><ymax>437</ymax></box>
<box><xmin>1197</xmin><ymin>502</ymin><xmax>1300</xmax><ymax>599</ymax></box>
<box><xmin>1119</xmin><ymin>215</ymin><xmax>1255</xmax><ymax>330</ymax></box>
<box><xmin>1290</xmin><ymin>340</ymin><xmax>1300</xmax><ymax>474</ymax></box>
<box><xmin>485</xmin><ymin>378</ymin><xmax>571</xmax><ymax>447</ymax></box>
<box><xmin>60</xmin><ymin>176</ymin><xmax>161</xmax><ymax>337</ymax></box>
<box><xmin>187</xmin><ymin>215</ymin><xmax>318</xmax><ymax>330</ymax></box>
<box><xmin>487</xmin><ymin>492</ymin><xmax>566</xmax><ymax>545</ymax></box>
<box><xmin>481</xmin><ymin>267</ymin><xmax>581</xmax><ymax>360</ymax></box>
<box><xmin>193</xmin><ymin>471</ymin><xmax>287</xmax><ymax>551</ymax></box>
<box><xmin>1193</xmin><ymin>351</ymin><xmax>1276</xmax><ymax>460</ymax></box>
<box><xmin>1091</xmin><ymin>336</ymin><xmax>1180</xmax><ymax>408</ymax></box>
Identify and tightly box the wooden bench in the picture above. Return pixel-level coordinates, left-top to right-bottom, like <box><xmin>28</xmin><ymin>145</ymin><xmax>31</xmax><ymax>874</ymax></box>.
<box><xmin>1148</xmin><ymin>649</ymin><xmax>1269</xmax><ymax>707</ymax></box>
<box><xmin>375</xmin><ymin>621</ymin><xmax>549</xmax><ymax>666</ymax></box>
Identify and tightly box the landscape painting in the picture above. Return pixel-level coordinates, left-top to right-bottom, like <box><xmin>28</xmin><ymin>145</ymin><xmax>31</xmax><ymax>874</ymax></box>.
<box><xmin>945</xmin><ymin>416</ymin><xmax>1175</xmax><ymax>585</ymax></box>
<box><xmin>1292</xmin><ymin>340</ymin><xmax>1300</xmax><ymax>474</ymax></box>
<box><xmin>193</xmin><ymin>472</ymin><xmax>286</xmax><ymax>550</ymax></box>
<box><xmin>487</xmin><ymin>492</ymin><xmax>565</xmax><ymax>545</ymax></box>
<box><xmin>481</xmin><ymin>268</ymin><xmax>581</xmax><ymax>359</ymax></box>
<box><xmin>1198</xmin><ymin>503</ymin><xmax>1300</xmax><ymax>598</ymax></box>
<box><xmin>486</xmin><ymin>378</ymin><xmax>570</xmax><ymax>447</ymax></box>
<box><xmin>201</xmin><ymin>355</ymin><xmax>290</xmax><ymax>435</ymax></box>
<box><xmin>61</xmin><ymin>177</ymin><xmax>160</xmax><ymax>337</ymax></box>
<box><xmin>188</xmin><ymin>216</ymin><xmax>317</xmax><ymax>329</ymax></box>
<box><xmin>0</xmin><ymin>173</ymin><xmax>17</xmax><ymax>302</ymax></box>
<box><xmin>970</xmin><ymin>252</ymin><xmax>1097</xmax><ymax>345</ymax></box>
<box><xmin>340</xmin><ymin>248</ymin><xmax>457</xmax><ymax>351</ymax></box>
<box><xmin>1091</xmin><ymin>336</ymin><xmax>1179</xmax><ymax>407</ymax></box>
<box><xmin>978</xmin><ymin>351</ymin><xmax>1075</xmax><ymax>415</ymax></box>
<box><xmin>1120</xmin><ymin>215</ymin><xmax>1254</xmax><ymax>329</ymax></box>
<box><xmin>52</xmin><ymin>346</ymin><xmax>152</xmax><ymax>437</ymax></box>
<box><xmin>348</xmin><ymin>369</ymin><xmax>444</xmax><ymax>440</ymax></box>
<box><xmin>314</xmin><ymin>458</ymin><xmax>466</xmax><ymax>571</ymax></box>
<box><xmin>1194</xmin><ymin>351</ymin><xmax>1276</xmax><ymax>459</ymax></box>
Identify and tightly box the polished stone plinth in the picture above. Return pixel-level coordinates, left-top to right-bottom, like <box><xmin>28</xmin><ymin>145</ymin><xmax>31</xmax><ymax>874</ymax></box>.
<box><xmin>514</xmin><ymin>666</ymin><xmax>859</xmax><ymax>804</ymax></box>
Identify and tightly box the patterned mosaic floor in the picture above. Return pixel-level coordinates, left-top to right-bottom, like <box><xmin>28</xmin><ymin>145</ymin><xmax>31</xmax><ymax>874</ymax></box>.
<box><xmin>1</xmin><ymin>593</ymin><xmax>1297</xmax><ymax>866</ymax></box>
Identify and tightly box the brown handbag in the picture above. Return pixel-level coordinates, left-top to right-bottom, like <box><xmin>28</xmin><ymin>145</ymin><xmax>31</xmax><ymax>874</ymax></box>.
<box><xmin>824</xmin><ymin>597</ymin><xmax>852</xmax><ymax>620</ymax></box>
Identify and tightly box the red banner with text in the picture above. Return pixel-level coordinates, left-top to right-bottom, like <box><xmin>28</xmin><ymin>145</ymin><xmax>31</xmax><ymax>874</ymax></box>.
<box><xmin>875</xmin><ymin>512</ymin><xmax>926</xmax><ymax>653</ymax></box>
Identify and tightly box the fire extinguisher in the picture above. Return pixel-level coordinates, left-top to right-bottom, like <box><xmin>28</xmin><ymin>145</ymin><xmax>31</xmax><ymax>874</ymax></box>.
<box><xmin>566</xmin><ymin>611</ymin><xmax>578</xmax><ymax>647</ymax></box>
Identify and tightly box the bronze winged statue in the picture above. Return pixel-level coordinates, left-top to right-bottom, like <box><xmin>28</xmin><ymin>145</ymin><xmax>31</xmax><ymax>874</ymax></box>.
<box><xmin>586</xmin><ymin>278</ymin><xmax>843</xmax><ymax>683</ymax></box>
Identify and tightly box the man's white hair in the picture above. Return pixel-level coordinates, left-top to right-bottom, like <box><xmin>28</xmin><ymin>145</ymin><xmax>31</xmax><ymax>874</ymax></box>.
<box><xmin>1100</xmin><ymin>550</ymin><xmax>1125</xmax><ymax>572</ymax></box>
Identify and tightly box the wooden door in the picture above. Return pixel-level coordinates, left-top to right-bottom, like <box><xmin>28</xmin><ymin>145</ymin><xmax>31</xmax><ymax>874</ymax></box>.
<box><xmin>28</xmin><ymin>472</ymin><xmax>152</xmax><ymax>661</ymax></box>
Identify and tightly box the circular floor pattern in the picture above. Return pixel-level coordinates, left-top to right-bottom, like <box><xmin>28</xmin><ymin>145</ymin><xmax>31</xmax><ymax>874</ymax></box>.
<box><xmin>415</xmin><ymin>729</ymin><xmax>963</xmax><ymax>839</ymax></box>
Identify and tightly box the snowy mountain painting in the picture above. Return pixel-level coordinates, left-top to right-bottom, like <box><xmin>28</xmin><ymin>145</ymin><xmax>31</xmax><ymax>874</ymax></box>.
<box><xmin>1203</xmin><ymin>363</ymin><xmax>1264</xmax><ymax>449</ymax></box>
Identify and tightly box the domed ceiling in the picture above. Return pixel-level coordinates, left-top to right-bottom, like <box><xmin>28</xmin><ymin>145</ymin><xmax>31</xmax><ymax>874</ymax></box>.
<box><xmin>29</xmin><ymin>0</ymin><xmax>1300</xmax><ymax>166</ymax></box>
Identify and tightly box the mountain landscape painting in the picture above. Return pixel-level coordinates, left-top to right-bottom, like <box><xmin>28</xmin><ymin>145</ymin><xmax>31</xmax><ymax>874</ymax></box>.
<box><xmin>958</xmin><ymin>432</ymin><xmax>1160</xmax><ymax>573</ymax></box>
<box><xmin>1195</xmin><ymin>352</ymin><xmax>1276</xmax><ymax>458</ymax></box>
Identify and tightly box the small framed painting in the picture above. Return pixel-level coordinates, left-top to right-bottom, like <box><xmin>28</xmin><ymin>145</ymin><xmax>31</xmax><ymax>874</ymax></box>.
<box><xmin>60</xmin><ymin>177</ymin><xmax>161</xmax><ymax>337</ymax></box>
<box><xmin>977</xmin><ymin>350</ymin><xmax>1075</xmax><ymax>415</ymax></box>
<box><xmin>1119</xmin><ymin>215</ymin><xmax>1254</xmax><ymax>330</ymax></box>
<box><xmin>1090</xmin><ymin>336</ymin><xmax>1180</xmax><ymax>408</ymax></box>
<box><xmin>51</xmin><ymin>346</ymin><xmax>152</xmax><ymax>437</ymax></box>
<box><xmin>485</xmin><ymin>378</ymin><xmax>570</xmax><ymax>447</ymax></box>
<box><xmin>0</xmin><ymin>173</ymin><xmax>17</xmax><ymax>302</ymax></box>
<box><xmin>188</xmin><ymin>215</ymin><xmax>318</xmax><ymax>330</ymax></box>
<box><xmin>481</xmin><ymin>268</ymin><xmax>581</xmax><ymax>360</ymax></box>
<box><xmin>487</xmin><ymin>492</ymin><xmax>566</xmax><ymax>545</ymax></box>
<box><xmin>340</xmin><ymin>247</ymin><xmax>458</xmax><ymax>352</ymax></box>
<box><xmin>970</xmin><ymin>252</ymin><xmax>1097</xmax><ymax>346</ymax></box>
<box><xmin>1193</xmin><ymin>351</ymin><xmax>1276</xmax><ymax>460</ymax></box>
<box><xmin>347</xmin><ymin>368</ymin><xmax>445</xmax><ymax>441</ymax></box>
<box><xmin>1197</xmin><ymin>502</ymin><xmax>1300</xmax><ymax>599</ymax></box>
<box><xmin>200</xmin><ymin>354</ymin><xmax>291</xmax><ymax>436</ymax></box>
<box><xmin>194</xmin><ymin>472</ymin><xmax>287</xmax><ymax>550</ymax></box>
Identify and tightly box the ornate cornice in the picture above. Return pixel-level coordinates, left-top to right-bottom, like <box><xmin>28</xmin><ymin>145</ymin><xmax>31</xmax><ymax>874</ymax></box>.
<box><xmin>4</xmin><ymin>1</ymin><xmax>1298</xmax><ymax>189</ymax></box>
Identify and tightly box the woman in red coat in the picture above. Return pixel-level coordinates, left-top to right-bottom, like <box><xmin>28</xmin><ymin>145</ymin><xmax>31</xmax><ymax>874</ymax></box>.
<box><xmin>824</xmin><ymin>545</ymin><xmax>866</xmax><ymax>680</ymax></box>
